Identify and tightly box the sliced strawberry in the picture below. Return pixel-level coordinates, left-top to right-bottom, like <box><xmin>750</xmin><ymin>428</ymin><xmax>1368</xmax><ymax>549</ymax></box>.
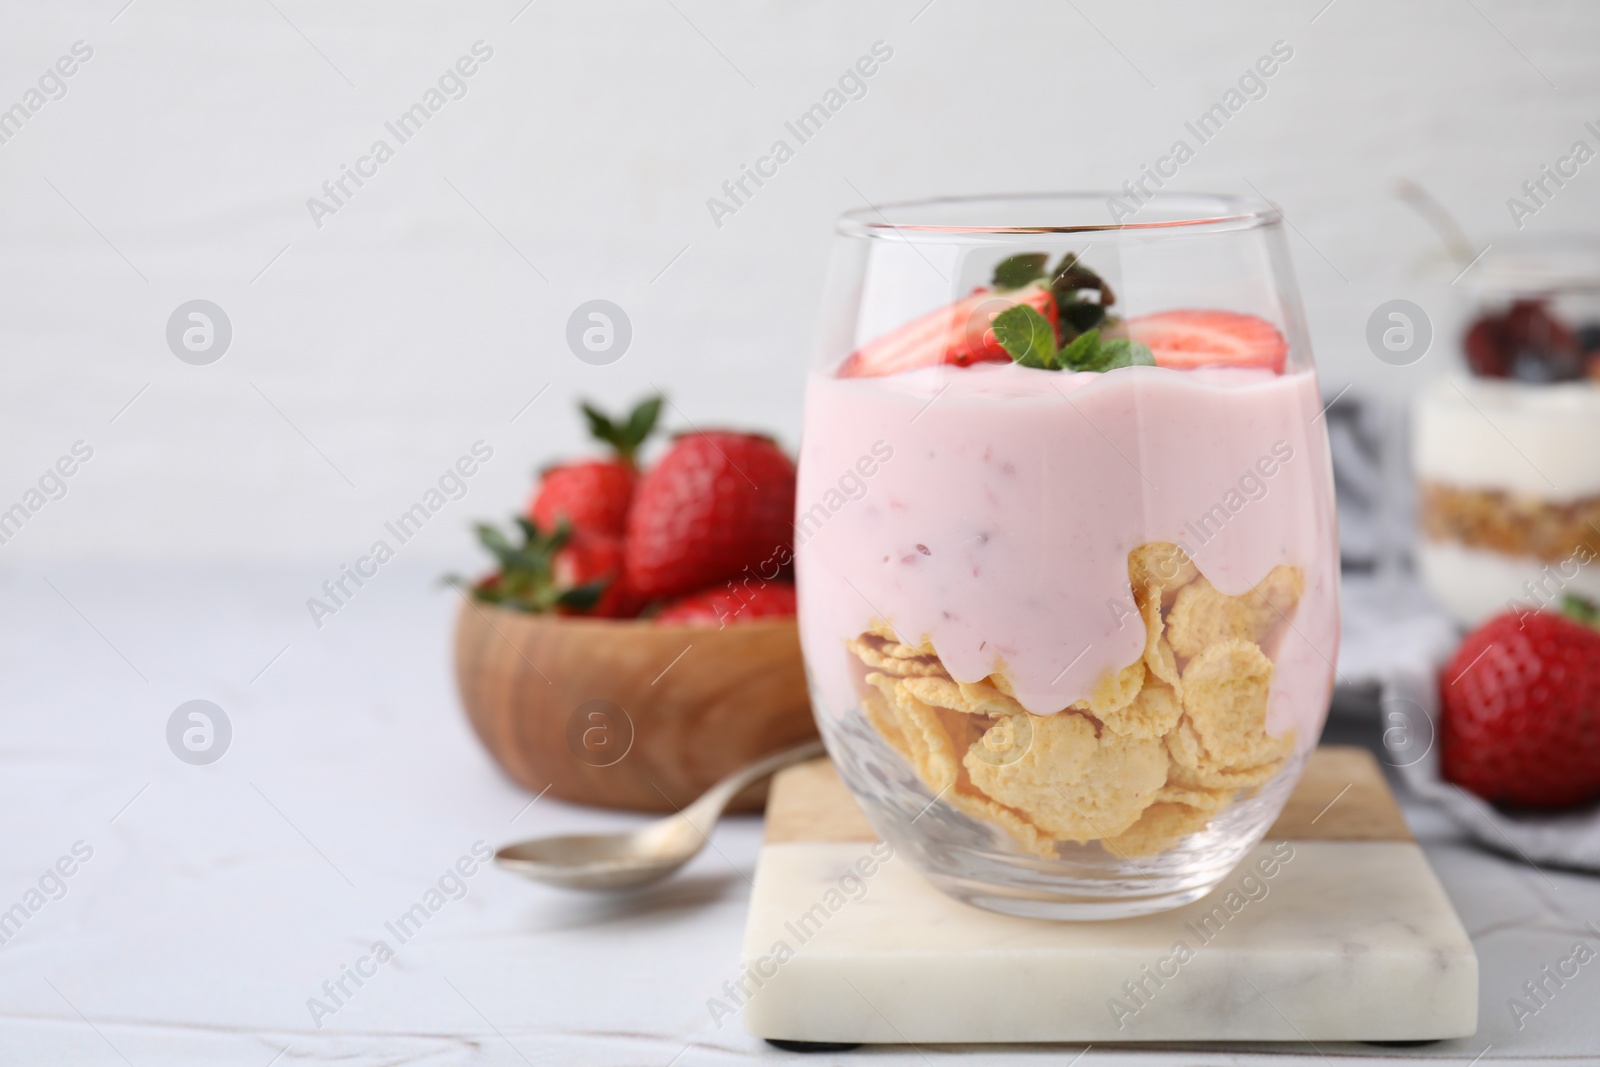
<box><xmin>1124</xmin><ymin>310</ymin><xmax>1288</xmax><ymax>373</ymax></box>
<box><xmin>839</xmin><ymin>282</ymin><xmax>1057</xmax><ymax>378</ymax></box>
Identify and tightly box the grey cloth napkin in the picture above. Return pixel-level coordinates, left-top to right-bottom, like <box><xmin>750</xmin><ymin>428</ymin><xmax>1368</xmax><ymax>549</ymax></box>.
<box><xmin>1381</xmin><ymin>660</ymin><xmax>1600</xmax><ymax>874</ymax></box>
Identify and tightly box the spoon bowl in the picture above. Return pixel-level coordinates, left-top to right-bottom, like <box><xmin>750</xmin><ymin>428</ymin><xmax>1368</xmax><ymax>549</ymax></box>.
<box><xmin>495</xmin><ymin>740</ymin><xmax>826</xmax><ymax>891</ymax></box>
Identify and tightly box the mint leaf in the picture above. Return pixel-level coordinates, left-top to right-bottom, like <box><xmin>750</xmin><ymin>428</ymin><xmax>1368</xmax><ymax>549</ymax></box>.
<box><xmin>993</xmin><ymin>305</ymin><xmax>1154</xmax><ymax>376</ymax></box>
<box><xmin>992</xmin><ymin>304</ymin><xmax>1057</xmax><ymax>369</ymax></box>
<box><xmin>1056</xmin><ymin>329</ymin><xmax>1102</xmax><ymax>371</ymax></box>
<box><xmin>1050</xmin><ymin>329</ymin><xmax>1155</xmax><ymax>372</ymax></box>
<box><xmin>992</xmin><ymin>253</ymin><xmax>1049</xmax><ymax>290</ymax></box>
<box><xmin>1094</xmin><ymin>338</ymin><xmax>1156</xmax><ymax>371</ymax></box>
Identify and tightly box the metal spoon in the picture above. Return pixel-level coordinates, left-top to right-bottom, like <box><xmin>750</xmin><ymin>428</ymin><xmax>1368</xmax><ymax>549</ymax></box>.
<box><xmin>494</xmin><ymin>739</ymin><xmax>826</xmax><ymax>890</ymax></box>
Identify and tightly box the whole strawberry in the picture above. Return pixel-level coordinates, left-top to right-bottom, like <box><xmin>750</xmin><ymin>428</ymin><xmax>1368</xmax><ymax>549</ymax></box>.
<box><xmin>655</xmin><ymin>580</ymin><xmax>797</xmax><ymax>627</ymax></box>
<box><xmin>462</xmin><ymin>519</ymin><xmax>625</xmax><ymax>616</ymax></box>
<box><xmin>552</xmin><ymin>533</ymin><xmax>638</xmax><ymax>618</ymax></box>
<box><xmin>529</xmin><ymin>397</ymin><xmax>661</xmax><ymax>538</ymax></box>
<box><xmin>1440</xmin><ymin>596</ymin><xmax>1600</xmax><ymax>809</ymax></box>
<box><xmin>625</xmin><ymin>431</ymin><xmax>796</xmax><ymax>602</ymax></box>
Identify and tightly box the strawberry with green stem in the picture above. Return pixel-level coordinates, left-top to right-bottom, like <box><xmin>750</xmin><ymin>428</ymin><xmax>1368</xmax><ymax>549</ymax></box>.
<box><xmin>1441</xmin><ymin>593</ymin><xmax>1600</xmax><ymax>809</ymax></box>
<box><xmin>464</xmin><ymin>518</ymin><xmax>617</xmax><ymax>614</ymax></box>
<box><xmin>529</xmin><ymin>396</ymin><xmax>662</xmax><ymax>538</ymax></box>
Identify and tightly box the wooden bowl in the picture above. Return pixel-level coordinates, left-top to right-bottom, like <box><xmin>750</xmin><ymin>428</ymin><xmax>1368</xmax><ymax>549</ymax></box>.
<box><xmin>452</xmin><ymin>599</ymin><xmax>818</xmax><ymax>813</ymax></box>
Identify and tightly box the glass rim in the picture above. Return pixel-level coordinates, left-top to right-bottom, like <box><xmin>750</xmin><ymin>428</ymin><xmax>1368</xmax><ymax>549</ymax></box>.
<box><xmin>836</xmin><ymin>192</ymin><xmax>1281</xmax><ymax>238</ymax></box>
<box><xmin>1460</xmin><ymin>232</ymin><xmax>1600</xmax><ymax>295</ymax></box>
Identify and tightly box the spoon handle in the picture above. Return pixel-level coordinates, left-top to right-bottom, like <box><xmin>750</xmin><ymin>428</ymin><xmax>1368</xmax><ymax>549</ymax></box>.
<box><xmin>681</xmin><ymin>738</ymin><xmax>827</xmax><ymax>832</ymax></box>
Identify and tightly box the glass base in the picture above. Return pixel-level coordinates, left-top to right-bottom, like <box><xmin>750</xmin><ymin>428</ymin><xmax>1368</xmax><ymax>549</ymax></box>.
<box><xmin>923</xmin><ymin>873</ymin><xmax>1221</xmax><ymax>921</ymax></box>
<box><xmin>819</xmin><ymin>705</ymin><xmax>1306</xmax><ymax>921</ymax></box>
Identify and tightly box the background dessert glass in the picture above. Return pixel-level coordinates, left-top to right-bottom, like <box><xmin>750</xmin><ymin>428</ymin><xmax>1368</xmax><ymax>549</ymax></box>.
<box><xmin>795</xmin><ymin>193</ymin><xmax>1340</xmax><ymax>919</ymax></box>
<box><xmin>1413</xmin><ymin>236</ymin><xmax>1600</xmax><ymax>625</ymax></box>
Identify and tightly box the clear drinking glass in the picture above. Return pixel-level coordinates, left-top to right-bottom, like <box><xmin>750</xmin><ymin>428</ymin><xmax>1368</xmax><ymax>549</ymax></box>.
<box><xmin>794</xmin><ymin>193</ymin><xmax>1339</xmax><ymax>919</ymax></box>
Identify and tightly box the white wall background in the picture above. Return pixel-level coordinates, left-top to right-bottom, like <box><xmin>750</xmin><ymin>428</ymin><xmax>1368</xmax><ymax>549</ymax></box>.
<box><xmin>1</xmin><ymin>0</ymin><xmax>1595</xmax><ymax>564</ymax></box>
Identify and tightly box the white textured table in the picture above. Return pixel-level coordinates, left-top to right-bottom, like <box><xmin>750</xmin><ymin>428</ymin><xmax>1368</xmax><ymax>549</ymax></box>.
<box><xmin>1</xmin><ymin>563</ymin><xmax>1596</xmax><ymax>1064</ymax></box>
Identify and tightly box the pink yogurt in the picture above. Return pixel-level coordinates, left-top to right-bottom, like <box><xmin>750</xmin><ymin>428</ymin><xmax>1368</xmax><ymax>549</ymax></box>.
<box><xmin>794</xmin><ymin>360</ymin><xmax>1339</xmax><ymax>746</ymax></box>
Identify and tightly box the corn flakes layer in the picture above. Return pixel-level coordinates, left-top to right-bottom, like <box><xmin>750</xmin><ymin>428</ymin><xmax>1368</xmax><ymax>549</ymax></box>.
<box><xmin>848</xmin><ymin>544</ymin><xmax>1300</xmax><ymax>857</ymax></box>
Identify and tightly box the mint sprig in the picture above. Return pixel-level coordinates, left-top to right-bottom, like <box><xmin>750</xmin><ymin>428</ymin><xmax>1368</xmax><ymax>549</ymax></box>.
<box><xmin>991</xmin><ymin>253</ymin><xmax>1050</xmax><ymax>290</ymax></box>
<box><xmin>991</xmin><ymin>301</ymin><xmax>1058</xmax><ymax>368</ymax></box>
<box><xmin>992</xmin><ymin>306</ymin><xmax>1154</xmax><ymax>373</ymax></box>
<box><xmin>991</xmin><ymin>250</ymin><xmax>1118</xmax><ymax>343</ymax></box>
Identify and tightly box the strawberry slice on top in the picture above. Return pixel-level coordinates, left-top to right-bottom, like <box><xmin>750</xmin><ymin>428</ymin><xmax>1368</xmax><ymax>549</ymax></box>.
<box><xmin>1123</xmin><ymin>309</ymin><xmax>1288</xmax><ymax>373</ymax></box>
<box><xmin>839</xmin><ymin>281</ymin><xmax>1057</xmax><ymax>378</ymax></box>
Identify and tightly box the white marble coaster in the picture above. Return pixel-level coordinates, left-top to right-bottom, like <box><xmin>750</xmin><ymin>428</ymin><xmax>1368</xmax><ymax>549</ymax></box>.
<box><xmin>737</xmin><ymin>753</ymin><xmax>1478</xmax><ymax>1045</ymax></box>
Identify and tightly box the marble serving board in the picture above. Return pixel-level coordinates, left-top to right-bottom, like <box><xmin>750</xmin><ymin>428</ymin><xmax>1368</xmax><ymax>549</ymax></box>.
<box><xmin>738</xmin><ymin>746</ymin><xmax>1478</xmax><ymax>1045</ymax></box>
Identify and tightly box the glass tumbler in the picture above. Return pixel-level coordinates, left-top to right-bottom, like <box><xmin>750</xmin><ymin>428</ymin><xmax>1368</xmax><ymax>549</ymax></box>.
<box><xmin>794</xmin><ymin>193</ymin><xmax>1339</xmax><ymax>919</ymax></box>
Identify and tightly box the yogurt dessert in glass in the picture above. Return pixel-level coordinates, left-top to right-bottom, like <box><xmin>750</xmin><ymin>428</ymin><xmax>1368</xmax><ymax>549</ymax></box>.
<box><xmin>795</xmin><ymin>194</ymin><xmax>1339</xmax><ymax>918</ymax></box>
<box><xmin>1413</xmin><ymin>238</ymin><xmax>1600</xmax><ymax>625</ymax></box>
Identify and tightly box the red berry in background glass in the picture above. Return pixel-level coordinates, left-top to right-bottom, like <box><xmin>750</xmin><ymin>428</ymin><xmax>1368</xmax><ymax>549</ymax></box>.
<box><xmin>625</xmin><ymin>432</ymin><xmax>797</xmax><ymax>601</ymax></box>
<box><xmin>1439</xmin><ymin>607</ymin><xmax>1600</xmax><ymax>810</ymax></box>
<box><xmin>1505</xmin><ymin>299</ymin><xmax>1583</xmax><ymax>382</ymax></box>
<box><xmin>1462</xmin><ymin>316</ymin><xmax>1511</xmax><ymax>378</ymax></box>
<box><xmin>1463</xmin><ymin>301</ymin><xmax>1587</xmax><ymax>382</ymax></box>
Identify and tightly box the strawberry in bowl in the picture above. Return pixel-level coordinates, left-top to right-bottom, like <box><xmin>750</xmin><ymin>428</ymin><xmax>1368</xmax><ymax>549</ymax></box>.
<box><xmin>528</xmin><ymin>398</ymin><xmax>659</xmax><ymax>539</ymax></box>
<box><xmin>451</xmin><ymin>397</ymin><xmax>815</xmax><ymax>813</ymax></box>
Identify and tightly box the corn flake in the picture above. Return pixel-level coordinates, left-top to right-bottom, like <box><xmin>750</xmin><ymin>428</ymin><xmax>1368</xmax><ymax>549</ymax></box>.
<box><xmin>890</xmin><ymin>686</ymin><xmax>963</xmax><ymax>793</ymax></box>
<box><xmin>1136</xmin><ymin>584</ymin><xmax>1182</xmax><ymax>692</ymax></box>
<box><xmin>1166</xmin><ymin>567</ymin><xmax>1304</xmax><ymax>659</ymax></box>
<box><xmin>848</xmin><ymin>635</ymin><xmax>949</xmax><ymax>678</ymax></box>
<box><xmin>900</xmin><ymin>675</ymin><xmax>1027</xmax><ymax>717</ymax></box>
<box><xmin>1180</xmin><ymin>638</ymin><xmax>1288</xmax><ymax>769</ymax></box>
<box><xmin>848</xmin><ymin>546</ymin><xmax>1304</xmax><ymax>859</ymax></box>
<box><xmin>1101</xmin><ymin>680</ymin><xmax>1183</xmax><ymax>740</ymax></box>
<box><xmin>1128</xmin><ymin>542</ymin><xmax>1199</xmax><ymax>603</ymax></box>
<box><xmin>965</xmin><ymin>712</ymin><xmax>1166</xmax><ymax>842</ymax></box>
<box><xmin>1102</xmin><ymin>802</ymin><xmax>1215</xmax><ymax>857</ymax></box>
<box><xmin>1074</xmin><ymin>660</ymin><xmax>1147</xmax><ymax>719</ymax></box>
<box><xmin>861</xmin><ymin>675</ymin><xmax>911</xmax><ymax>760</ymax></box>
